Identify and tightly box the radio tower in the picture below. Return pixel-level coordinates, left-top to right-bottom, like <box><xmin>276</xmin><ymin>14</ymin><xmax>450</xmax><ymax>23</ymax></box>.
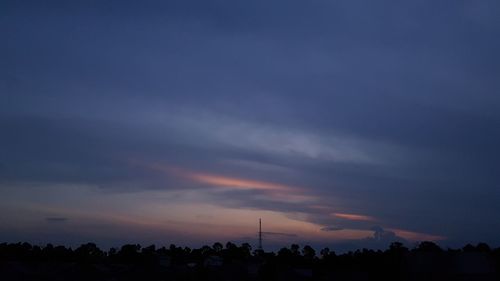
<box><xmin>258</xmin><ymin>218</ymin><xmax>263</xmax><ymax>250</ymax></box>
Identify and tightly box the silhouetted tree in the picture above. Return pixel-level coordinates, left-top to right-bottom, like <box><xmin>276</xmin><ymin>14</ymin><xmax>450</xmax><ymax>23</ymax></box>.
<box><xmin>388</xmin><ymin>241</ymin><xmax>409</xmax><ymax>255</ymax></box>
<box><xmin>75</xmin><ymin>243</ymin><xmax>104</xmax><ymax>262</ymax></box>
<box><xmin>303</xmin><ymin>245</ymin><xmax>316</xmax><ymax>259</ymax></box>
<box><xmin>320</xmin><ymin>247</ymin><xmax>330</xmax><ymax>258</ymax></box>
<box><xmin>212</xmin><ymin>242</ymin><xmax>223</xmax><ymax>253</ymax></box>
<box><xmin>477</xmin><ymin>242</ymin><xmax>491</xmax><ymax>253</ymax></box>
<box><xmin>277</xmin><ymin>247</ymin><xmax>292</xmax><ymax>259</ymax></box>
<box><xmin>200</xmin><ymin>245</ymin><xmax>213</xmax><ymax>256</ymax></box>
<box><xmin>117</xmin><ymin>244</ymin><xmax>141</xmax><ymax>263</ymax></box>
<box><xmin>415</xmin><ymin>241</ymin><xmax>442</xmax><ymax>253</ymax></box>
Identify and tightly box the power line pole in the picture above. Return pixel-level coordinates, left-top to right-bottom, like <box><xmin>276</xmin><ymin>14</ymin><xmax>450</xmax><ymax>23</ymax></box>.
<box><xmin>258</xmin><ymin>218</ymin><xmax>262</xmax><ymax>251</ymax></box>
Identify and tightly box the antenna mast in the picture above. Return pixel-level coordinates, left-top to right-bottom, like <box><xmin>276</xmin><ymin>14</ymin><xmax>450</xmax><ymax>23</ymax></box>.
<box><xmin>258</xmin><ymin>218</ymin><xmax>262</xmax><ymax>250</ymax></box>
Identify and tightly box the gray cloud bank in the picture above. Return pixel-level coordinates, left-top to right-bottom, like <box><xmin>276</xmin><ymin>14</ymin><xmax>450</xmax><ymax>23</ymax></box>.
<box><xmin>1</xmin><ymin>0</ymin><xmax>500</xmax><ymax>248</ymax></box>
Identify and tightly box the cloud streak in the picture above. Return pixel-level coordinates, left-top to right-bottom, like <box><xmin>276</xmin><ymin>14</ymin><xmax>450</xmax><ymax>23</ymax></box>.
<box><xmin>45</xmin><ymin>217</ymin><xmax>68</xmax><ymax>223</ymax></box>
<box><xmin>321</xmin><ymin>226</ymin><xmax>344</xmax><ymax>232</ymax></box>
<box><xmin>332</xmin><ymin>213</ymin><xmax>376</xmax><ymax>222</ymax></box>
<box><xmin>141</xmin><ymin>162</ymin><xmax>315</xmax><ymax>201</ymax></box>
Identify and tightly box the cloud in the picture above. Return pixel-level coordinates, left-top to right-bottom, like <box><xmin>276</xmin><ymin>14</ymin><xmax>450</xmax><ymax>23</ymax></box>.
<box><xmin>262</xmin><ymin>232</ymin><xmax>298</xmax><ymax>238</ymax></box>
<box><xmin>45</xmin><ymin>217</ymin><xmax>68</xmax><ymax>223</ymax></box>
<box><xmin>354</xmin><ymin>226</ymin><xmax>444</xmax><ymax>248</ymax></box>
<box><xmin>142</xmin><ymin>162</ymin><xmax>317</xmax><ymax>204</ymax></box>
<box><xmin>1</xmin><ymin>0</ymin><xmax>500</xmax><ymax>248</ymax></box>
<box><xmin>388</xmin><ymin>228</ymin><xmax>446</xmax><ymax>242</ymax></box>
<box><xmin>321</xmin><ymin>226</ymin><xmax>344</xmax><ymax>232</ymax></box>
<box><xmin>332</xmin><ymin>213</ymin><xmax>376</xmax><ymax>222</ymax></box>
<box><xmin>369</xmin><ymin>226</ymin><xmax>397</xmax><ymax>241</ymax></box>
<box><xmin>345</xmin><ymin>226</ymin><xmax>406</xmax><ymax>250</ymax></box>
<box><xmin>153</xmin><ymin>110</ymin><xmax>404</xmax><ymax>166</ymax></box>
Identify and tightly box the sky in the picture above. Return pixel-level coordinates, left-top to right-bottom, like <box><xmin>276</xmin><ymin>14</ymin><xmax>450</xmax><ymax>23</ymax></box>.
<box><xmin>1</xmin><ymin>0</ymin><xmax>500</xmax><ymax>252</ymax></box>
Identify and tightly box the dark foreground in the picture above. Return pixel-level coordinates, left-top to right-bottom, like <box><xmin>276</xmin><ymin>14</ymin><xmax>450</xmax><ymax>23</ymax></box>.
<box><xmin>1</xmin><ymin>241</ymin><xmax>499</xmax><ymax>281</ymax></box>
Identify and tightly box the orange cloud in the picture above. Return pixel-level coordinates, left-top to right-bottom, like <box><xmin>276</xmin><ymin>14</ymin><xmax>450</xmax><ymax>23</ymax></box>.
<box><xmin>188</xmin><ymin>172</ymin><xmax>298</xmax><ymax>192</ymax></box>
<box><xmin>332</xmin><ymin>212</ymin><xmax>375</xmax><ymax>222</ymax></box>
<box><xmin>389</xmin><ymin>228</ymin><xmax>446</xmax><ymax>242</ymax></box>
<box><xmin>143</xmin><ymin>162</ymin><xmax>305</xmax><ymax>195</ymax></box>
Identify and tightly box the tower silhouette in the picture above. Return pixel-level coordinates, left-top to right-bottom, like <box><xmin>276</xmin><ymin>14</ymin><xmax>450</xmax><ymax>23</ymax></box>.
<box><xmin>258</xmin><ymin>218</ymin><xmax>262</xmax><ymax>250</ymax></box>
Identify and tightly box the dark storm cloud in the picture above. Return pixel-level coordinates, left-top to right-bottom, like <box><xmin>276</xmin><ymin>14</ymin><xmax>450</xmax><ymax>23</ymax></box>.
<box><xmin>1</xmin><ymin>0</ymin><xmax>500</xmax><ymax>247</ymax></box>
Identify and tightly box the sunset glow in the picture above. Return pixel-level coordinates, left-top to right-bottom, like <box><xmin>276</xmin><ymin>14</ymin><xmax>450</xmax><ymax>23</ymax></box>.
<box><xmin>188</xmin><ymin>173</ymin><xmax>300</xmax><ymax>193</ymax></box>
<box><xmin>389</xmin><ymin>228</ymin><xmax>447</xmax><ymax>242</ymax></box>
<box><xmin>332</xmin><ymin>213</ymin><xmax>375</xmax><ymax>222</ymax></box>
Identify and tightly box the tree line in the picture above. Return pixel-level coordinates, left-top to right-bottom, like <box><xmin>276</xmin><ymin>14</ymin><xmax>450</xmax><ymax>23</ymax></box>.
<box><xmin>1</xmin><ymin>241</ymin><xmax>499</xmax><ymax>280</ymax></box>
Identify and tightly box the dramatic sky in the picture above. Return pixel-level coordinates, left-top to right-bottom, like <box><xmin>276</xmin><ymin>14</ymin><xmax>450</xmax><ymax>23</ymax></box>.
<box><xmin>1</xmin><ymin>0</ymin><xmax>500</xmax><ymax>251</ymax></box>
